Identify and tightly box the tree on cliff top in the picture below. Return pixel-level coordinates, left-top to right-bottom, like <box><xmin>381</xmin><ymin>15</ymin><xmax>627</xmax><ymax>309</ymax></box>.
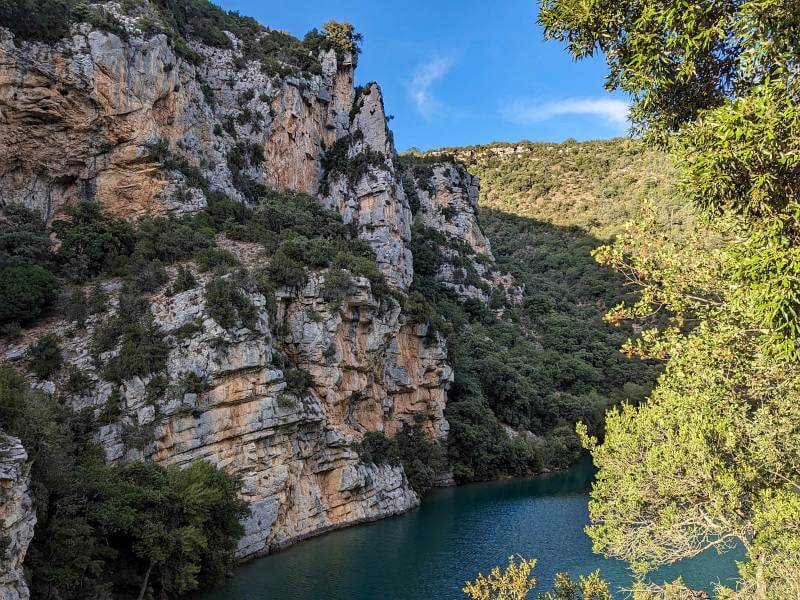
<box><xmin>540</xmin><ymin>0</ymin><xmax>800</xmax><ymax>597</ymax></box>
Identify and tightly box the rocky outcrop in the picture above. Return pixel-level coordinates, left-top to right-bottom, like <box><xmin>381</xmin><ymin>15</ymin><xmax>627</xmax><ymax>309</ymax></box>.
<box><xmin>419</xmin><ymin>162</ymin><xmax>492</xmax><ymax>257</ymax></box>
<box><xmin>276</xmin><ymin>272</ymin><xmax>450</xmax><ymax>441</ymax></box>
<box><xmin>0</xmin><ymin>250</ymin><xmax>450</xmax><ymax>558</ymax></box>
<box><xmin>411</xmin><ymin>159</ymin><xmax>522</xmax><ymax>304</ymax></box>
<box><xmin>0</xmin><ymin>435</ymin><xmax>35</xmax><ymax>600</ymax></box>
<box><xmin>320</xmin><ymin>84</ymin><xmax>414</xmax><ymax>289</ymax></box>
<box><xmin>0</xmin><ymin>19</ymin><xmax>412</xmax><ymax>289</ymax></box>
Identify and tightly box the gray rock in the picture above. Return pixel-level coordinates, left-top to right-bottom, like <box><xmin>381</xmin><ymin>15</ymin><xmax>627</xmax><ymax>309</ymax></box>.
<box><xmin>0</xmin><ymin>436</ymin><xmax>36</xmax><ymax>600</ymax></box>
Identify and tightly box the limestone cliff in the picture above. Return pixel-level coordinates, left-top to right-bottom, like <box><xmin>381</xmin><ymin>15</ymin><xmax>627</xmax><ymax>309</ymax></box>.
<box><xmin>0</xmin><ymin>435</ymin><xmax>35</xmax><ymax>600</ymax></box>
<box><xmin>403</xmin><ymin>157</ymin><xmax>522</xmax><ymax>305</ymax></box>
<box><xmin>0</xmin><ymin>2</ymin><xmax>510</xmax><ymax>585</ymax></box>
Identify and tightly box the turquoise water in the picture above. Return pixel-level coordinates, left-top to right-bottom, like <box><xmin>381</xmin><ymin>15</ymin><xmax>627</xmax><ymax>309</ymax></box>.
<box><xmin>197</xmin><ymin>457</ymin><xmax>740</xmax><ymax>599</ymax></box>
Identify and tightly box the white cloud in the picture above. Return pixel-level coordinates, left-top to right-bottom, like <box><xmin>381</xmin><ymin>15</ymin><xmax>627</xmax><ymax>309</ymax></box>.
<box><xmin>407</xmin><ymin>56</ymin><xmax>455</xmax><ymax>119</ymax></box>
<box><xmin>502</xmin><ymin>97</ymin><xmax>630</xmax><ymax>128</ymax></box>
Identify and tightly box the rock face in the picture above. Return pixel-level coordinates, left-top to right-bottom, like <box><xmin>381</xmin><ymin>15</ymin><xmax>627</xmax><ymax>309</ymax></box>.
<box><xmin>419</xmin><ymin>163</ymin><xmax>492</xmax><ymax>257</ymax></box>
<box><xmin>0</xmin><ymin>20</ymin><xmax>413</xmax><ymax>289</ymax></box>
<box><xmin>412</xmin><ymin>160</ymin><xmax>522</xmax><ymax>304</ymax></box>
<box><xmin>0</xmin><ymin>5</ymin><xmax>510</xmax><ymax>573</ymax></box>
<box><xmin>0</xmin><ymin>435</ymin><xmax>35</xmax><ymax>600</ymax></box>
<box><xmin>322</xmin><ymin>84</ymin><xmax>414</xmax><ymax>289</ymax></box>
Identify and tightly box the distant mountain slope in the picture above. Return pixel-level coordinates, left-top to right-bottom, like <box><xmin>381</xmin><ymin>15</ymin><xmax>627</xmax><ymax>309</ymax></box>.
<box><xmin>451</xmin><ymin>138</ymin><xmax>680</xmax><ymax>239</ymax></box>
<box><xmin>409</xmin><ymin>138</ymin><xmax>687</xmax><ymax>479</ymax></box>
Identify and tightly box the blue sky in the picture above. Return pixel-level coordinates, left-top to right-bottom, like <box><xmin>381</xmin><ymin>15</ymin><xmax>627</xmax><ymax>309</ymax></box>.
<box><xmin>217</xmin><ymin>0</ymin><xmax>629</xmax><ymax>151</ymax></box>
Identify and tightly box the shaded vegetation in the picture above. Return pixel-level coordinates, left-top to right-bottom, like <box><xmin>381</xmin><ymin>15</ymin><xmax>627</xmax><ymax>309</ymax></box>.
<box><xmin>0</xmin><ymin>206</ymin><xmax>60</xmax><ymax>325</ymax></box>
<box><xmin>0</xmin><ymin>365</ymin><xmax>247</xmax><ymax>599</ymax></box>
<box><xmin>357</xmin><ymin>431</ymin><xmax>400</xmax><ymax>467</ymax></box>
<box><xmin>220</xmin><ymin>187</ymin><xmax>392</xmax><ymax>301</ymax></box>
<box><xmin>396</xmin><ymin>422</ymin><xmax>447</xmax><ymax>496</ymax></box>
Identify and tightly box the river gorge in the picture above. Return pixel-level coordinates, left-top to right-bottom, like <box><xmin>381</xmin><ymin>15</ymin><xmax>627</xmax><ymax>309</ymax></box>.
<box><xmin>196</xmin><ymin>457</ymin><xmax>740</xmax><ymax>600</ymax></box>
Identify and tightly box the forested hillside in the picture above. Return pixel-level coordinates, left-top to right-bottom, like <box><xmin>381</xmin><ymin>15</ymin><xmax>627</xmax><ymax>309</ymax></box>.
<box><xmin>403</xmin><ymin>138</ymin><xmax>684</xmax><ymax>481</ymax></box>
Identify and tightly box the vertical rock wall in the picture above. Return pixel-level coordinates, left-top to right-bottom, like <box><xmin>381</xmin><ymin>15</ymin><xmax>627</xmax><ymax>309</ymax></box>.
<box><xmin>0</xmin><ymin>436</ymin><xmax>35</xmax><ymax>600</ymax></box>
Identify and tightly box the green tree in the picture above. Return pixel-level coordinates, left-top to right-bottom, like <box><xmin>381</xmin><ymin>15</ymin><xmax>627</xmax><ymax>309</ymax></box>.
<box><xmin>540</xmin><ymin>1</ymin><xmax>800</xmax><ymax>597</ymax></box>
<box><xmin>52</xmin><ymin>202</ymin><xmax>136</xmax><ymax>281</ymax></box>
<box><xmin>26</xmin><ymin>333</ymin><xmax>63</xmax><ymax>379</ymax></box>
<box><xmin>0</xmin><ymin>264</ymin><xmax>60</xmax><ymax>324</ymax></box>
<box><xmin>0</xmin><ymin>205</ymin><xmax>60</xmax><ymax>324</ymax></box>
<box><xmin>396</xmin><ymin>422</ymin><xmax>447</xmax><ymax>496</ymax></box>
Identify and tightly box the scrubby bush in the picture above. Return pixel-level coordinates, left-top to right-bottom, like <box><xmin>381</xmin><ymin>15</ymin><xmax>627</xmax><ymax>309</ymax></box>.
<box><xmin>357</xmin><ymin>431</ymin><xmax>400</xmax><ymax>466</ymax></box>
<box><xmin>0</xmin><ymin>205</ymin><xmax>55</xmax><ymax>269</ymax></box>
<box><xmin>305</xmin><ymin>20</ymin><xmax>363</xmax><ymax>65</ymax></box>
<box><xmin>27</xmin><ymin>333</ymin><xmax>63</xmax><ymax>379</ymax></box>
<box><xmin>204</xmin><ymin>277</ymin><xmax>257</xmax><ymax>330</ymax></box>
<box><xmin>124</xmin><ymin>257</ymin><xmax>169</xmax><ymax>293</ymax></box>
<box><xmin>0</xmin><ymin>323</ymin><xmax>22</xmax><ymax>341</ymax></box>
<box><xmin>52</xmin><ymin>202</ymin><xmax>137</xmax><ymax>281</ymax></box>
<box><xmin>194</xmin><ymin>247</ymin><xmax>239</xmax><ymax>273</ymax></box>
<box><xmin>0</xmin><ymin>0</ymin><xmax>126</xmax><ymax>44</ymax></box>
<box><xmin>63</xmin><ymin>366</ymin><xmax>91</xmax><ymax>395</ymax></box>
<box><xmin>283</xmin><ymin>368</ymin><xmax>313</xmax><ymax>396</ymax></box>
<box><xmin>63</xmin><ymin>287</ymin><xmax>88</xmax><ymax>326</ymax></box>
<box><xmin>396</xmin><ymin>423</ymin><xmax>447</xmax><ymax>496</ymax></box>
<box><xmin>320</xmin><ymin>133</ymin><xmax>387</xmax><ymax>193</ymax></box>
<box><xmin>223</xmin><ymin>188</ymin><xmax>391</xmax><ymax>301</ymax></box>
<box><xmin>0</xmin><ymin>206</ymin><xmax>60</xmax><ymax>325</ymax></box>
<box><xmin>0</xmin><ymin>264</ymin><xmax>60</xmax><ymax>325</ymax></box>
<box><xmin>93</xmin><ymin>294</ymin><xmax>169</xmax><ymax>383</ymax></box>
<box><xmin>181</xmin><ymin>371</ymin><xmax>212</xmax><ymax>394</ymax></box>
<box><xmin>133</xmin><ymin>215</ymin><xmax>216</xmax><ymax>263</ymax></box>
<box><xmin>321</xmin><ymin>268</ymin><xmax>352</xmax><ymax>306</ymax></box>
<box><xmin>266</xmin><ymin>249</ymin><xmax>308</xmax><ymax>290</ymax></box>
<box><xmin>103</xmin><ymin>321</ymin><xmax>169</xmax><ymax>383</ymax></box>
<box><xmin>87</xmin><ymin>285</ymin><xmax>109</xmax><ymax>315</ymax></box>
<box><xmin>168</xmin><ymin>265</ymin><xmax>198</xmax><ymax>295</ymax></box>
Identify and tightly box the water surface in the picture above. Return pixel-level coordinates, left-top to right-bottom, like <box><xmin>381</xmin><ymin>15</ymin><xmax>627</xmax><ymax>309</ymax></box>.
<box><xmin>197</xmin><ymin>457</ymin><xmax>740</xmax><ymax>599</ymax></box>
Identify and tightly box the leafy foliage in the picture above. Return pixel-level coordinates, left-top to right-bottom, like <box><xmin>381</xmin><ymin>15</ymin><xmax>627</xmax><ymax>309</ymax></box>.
<box><xmin>26</xmin><ymin>333</ymin><xmax>63</xmax><ymax>379</ymax></box>
<box><xmin>204</xmin><ymin>276</ymin><xmax>257</xmax><ymax>330</ymax></box>
<box><xmin>0</xmin><ymin>206</ymin><xmax>60</xmax><ymax>325</ymax></box>
<box><xmin>396</xmin><ymin>423</ymin><xmax>447</xmax><ymax>496</ymax></box>
<box><xmin>0</xmin><ymin>365</ymin><xmax>247</xmax><ymax>599</ymax></box>
<box><xmin>540</xmin><ymin>1</ymin><xmax>800</xmax><ymax>597</ymax></box>
<box><xmin>53</xmin><ymin>202</ymin><xmax>137</xmax><ymax>281</ymax></box>
<box><xmin>407</xmin><ymin>142</ymin><xmax>673</xmax><ymax>481</ymax></box>
<box><xmin>93</xmin><ymin>293</ymin><xmax>169</xmax><ymax>383</ymax></box>
<box><xmin>0</xmin><ymin>0</ymin><xmax>127</xmax><ymax>44</ymax></box>
<box><xmin>463</xmin><ymin>557</ymin><xmax>613</xmax><ymax>600</ymax></box>
<box><xmin>0</xmin><ymin>264</ymin><xmax>60</xmax><ymax>325</ymax></box>
<box><xmin>223</xmin><ymin>187</ymin><xmax>392</xmax><ymax>301</ymax></box>
<box><xmin>463</xmin><ymin>555</ymin><xmax>538</xmax><ymax>600</ymax></box>
<box><xmin>282</xmin><ymin>368</ymin><xmax>313</xmax><ymax>396</ymax></box>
